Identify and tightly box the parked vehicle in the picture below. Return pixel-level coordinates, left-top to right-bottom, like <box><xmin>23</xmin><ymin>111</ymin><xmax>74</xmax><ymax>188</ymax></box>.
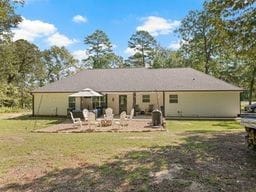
<box><xmin>244</xmin><ymin>103</ymin><xmax>256</xmax><ymax>113</ymax></box>
<box><xmin>241</xmin><ymin>114</ymin><xmax>256</xmax><ymax>149</ymax></box>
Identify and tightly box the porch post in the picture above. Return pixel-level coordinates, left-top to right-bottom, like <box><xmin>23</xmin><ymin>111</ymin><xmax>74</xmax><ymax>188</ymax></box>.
<box><xmin>163</xmin><ymin>91</ymin><xmax>165</xmax><ymax>117</ymax></box>
<box><xmin>132</xmin><ymin>92</ymin><xmax>136</xmax><ymax>108</ymax></box>
<box><xmin>80</xmin><ymin>97</ymin><xmax>82</xmax><ymax>110</ymax></box>
<box><xmin>132</xmin><ymin>92</ymin><xmax>136</xmax><ymax>116</ymax></box>
<box><xmin>133</xmin><ymin>92</ymin><xmax>136</xmax><ymax>116</ymax></box>
<box><xmin>105</xmin><ymin>94</ymin><xmax>108</xmax><ymax>108</ymax></box>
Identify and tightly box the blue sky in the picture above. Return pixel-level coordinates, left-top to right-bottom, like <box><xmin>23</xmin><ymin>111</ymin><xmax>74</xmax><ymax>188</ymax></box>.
<box><xmin>14</xmin><ymin>0</ymin><xmax>204</xmax><ymax>60</ymax></box>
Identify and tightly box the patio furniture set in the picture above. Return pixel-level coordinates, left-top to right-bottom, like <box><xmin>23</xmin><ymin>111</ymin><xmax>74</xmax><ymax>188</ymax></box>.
<box><xmin>69</xmin><ymin>107</ymin><xmax>135</xmax><ymax>129</ymax></box>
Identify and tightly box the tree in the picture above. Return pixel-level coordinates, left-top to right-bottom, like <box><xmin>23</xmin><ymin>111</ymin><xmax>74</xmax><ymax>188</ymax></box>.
<box><xmin>0</xmin><ymin>0</ymin><xmax>23</xmax><ymax>42</ymax></box>
<box><xmin>152</xmin><ymin>45</ymin><xmax>183</xmax><ymax>68</ymax></box>
<box><xmin>128</xmin><ymin>30</ymin><xmax>156</xmax><ymax>67</ymax></box>
<box><xmin>177</xmin><ymin>9</ymin><xmax>217</xmax><ymax>74</ymax></box>
<box><xmin>84</xmin><ymin>30</ymin><xmax>114</xmax><ymax>69</ymax></box>
<box><xmin>207</xmin><ymin>0</ymin><xmax>256</xmax><ymax>103</ymax></box>
<box><xmin>0</xmin><ymin>39</ymin><xmax>43</xmax><ymax>108</ymax></box>
<box><xmin>13</xmin><ymin>40</ymin><xmax>43</xmax><ymax>108</ymax></box>
<box><xmin>0</xmin><ymin>0</ymin><xmax>24</xmax><ymax>108</ymax></box>
<box><xmin>42</xmin><ymin>46</ymin><xmax>77</xmax><ymax>83</ymax></box>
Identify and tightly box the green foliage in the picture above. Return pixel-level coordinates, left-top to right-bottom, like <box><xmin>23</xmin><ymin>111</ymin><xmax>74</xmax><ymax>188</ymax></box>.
<box><xmin>177</xmin><ymin>9</ymin><xmax>218</xmax><ymax>74</ymax></box>
<box><xmin>0</xmin><ymin>40</ymin><xmax>42</xmax><ymax>108</ymax></box>
<box><xmin>84</xmin><ymin>30</ymin><xmax>115</xmax><ymax>69</ymax></box>
<box><xmin>176</xmin><ymin>0</ymin><xmax>255</xmax><ymax>102</ymax></box>
<box><xmin>206</xmin><ymin>0</ymin><xmax>256</xmax><ymax>103</ymax></box>
<box><xmin>152</xmin><ymin>46</ymin><xmax>183</xmax><ymax>68</ymax></box>
<box><xmin>42</xmin><ymin>46</ymin><xmax>78</xmax><ymax>83</ymax></box>
<box><xmin>128</xmin><ymin>30</ymin><xmax>157</xmax><ymax>67</ymax></box>
<box><xmin>0</xmin><ymin>0</ymin><xmax>23</xmax><ymax>42</ymax></box>
<box><xmin>0</xmin><ymin>83</ymin><xmax>19</xmax><ymax>107</ymax></box>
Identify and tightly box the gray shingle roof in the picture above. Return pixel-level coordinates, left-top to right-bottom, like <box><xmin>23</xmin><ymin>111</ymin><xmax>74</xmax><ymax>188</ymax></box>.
<box><xmin>32</xmin><ymin>68</ymin><xmax>243</xmax><ymax>93</ymax></box>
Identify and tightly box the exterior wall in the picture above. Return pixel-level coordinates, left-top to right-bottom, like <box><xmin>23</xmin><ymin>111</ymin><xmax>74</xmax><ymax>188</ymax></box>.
<box><xmin>33</xmin><ymin>91</ymin><xmax>240</xmax><ymax>117</ymax></box>
<box><xmin>135</xmin><ymin>92</ymin><xmax>163</xmax><ymax>112</ymax></box>
<box><xmin>104</xmin><ymin>92</ymin><xmax>163</xmax><ymax>115</ymax></box>
<box><xmin>75</xmin><ymin>97</ymin><xmax>80</xmax><ymax>110</ymax></box>
<box><xmin>105</xmin><ymin>92</ymin><xmax>133</xmax><ymax>115</ymax></box>
<box><xmin>33</xmin><ymin>93</ymin><xmax>71</xmax><ymax>116</ymax></box>
<box><xmin>164</xmin><ymin>91</ymin><xmax>240</xmax><ymax>117</ymax></box>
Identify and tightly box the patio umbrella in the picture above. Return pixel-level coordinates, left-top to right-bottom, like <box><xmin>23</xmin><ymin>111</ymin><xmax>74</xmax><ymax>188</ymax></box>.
<box><xmin>69</xmin><ymin>88</ymin><xmax>102</xmax><ymax>97</ymax></box>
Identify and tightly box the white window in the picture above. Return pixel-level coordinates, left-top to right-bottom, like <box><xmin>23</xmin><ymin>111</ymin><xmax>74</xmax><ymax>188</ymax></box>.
<box><xmin>142</xmin><ymin>95</ymin><xmax>150</xmax><ymax>103</ymax></box>
<box><xmin>169</xmin><ymin>95</ymin><xmax>178</xmax><ymax>103</ymax></box>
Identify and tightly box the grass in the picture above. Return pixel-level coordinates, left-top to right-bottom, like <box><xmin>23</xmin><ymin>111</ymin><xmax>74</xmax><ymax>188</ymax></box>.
<box><xmin>0</xmin><ymin>114</ymin><xmax>255</xmax><ymax>191</ymax></box>
<box><xmin>0</xmin><ymin>107</ymin><xmax>31</xmax><ymax>113</ymax></box>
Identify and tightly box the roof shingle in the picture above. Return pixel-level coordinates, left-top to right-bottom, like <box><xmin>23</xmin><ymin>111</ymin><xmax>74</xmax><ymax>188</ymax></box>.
<box><xmin>32</xmin><ymin>68</ymin><xmax>243</xmax><ymax>93</ymax></box>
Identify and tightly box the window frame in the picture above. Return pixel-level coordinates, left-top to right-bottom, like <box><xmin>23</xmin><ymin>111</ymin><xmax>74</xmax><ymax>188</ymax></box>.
<box><xmin>68</xmin><ymin>97</ymin><xmax>76</xmax><ymax>109</ymax></box>
<box><xmin>169</xmin><ymin>94</ymin><xmax>178</xmax><ymax>103</ymax></box>
<box><xmin>142</xmin><ymin>95</ymin><xmax>150</xmax><ymax>103</ymax></box>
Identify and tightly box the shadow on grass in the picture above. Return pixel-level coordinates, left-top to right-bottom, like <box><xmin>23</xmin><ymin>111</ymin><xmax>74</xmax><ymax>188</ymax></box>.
<box><xmin>1</xmin><ymin>132</ymin><xmax>256</xmax><ymax>192</ymax></box>
<box><xmin>7</xmin><ymin>114</ymin><xmax>66</xmax><ymax>125</ymax></box>
<box><xmin>212</xmin><ymin>121</ymin><xmax>242</xmax><ymax>130</ymax></box>
<box><xmin>8</xmin><ymin>114</ymin><xmax>63</xmax><ymax>121</ymax></box>
<box><xmin>184</xmin><ymin>130</ymin><xmax>224</xmax><ymax>134</ymax></box>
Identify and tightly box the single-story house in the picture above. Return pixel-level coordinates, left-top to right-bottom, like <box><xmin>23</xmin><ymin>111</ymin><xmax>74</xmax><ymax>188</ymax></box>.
<box><xmin>32</xmin><ymin>67</ymin><xmax>243</xmax><ymax>118</ymax></box>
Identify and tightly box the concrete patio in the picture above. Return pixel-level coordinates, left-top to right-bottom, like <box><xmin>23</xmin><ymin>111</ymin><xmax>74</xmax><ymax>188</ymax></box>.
<box><xmin>34</xmin><ymin>118</ymin><xmax>166</xmax><ymax>133</ymax></box>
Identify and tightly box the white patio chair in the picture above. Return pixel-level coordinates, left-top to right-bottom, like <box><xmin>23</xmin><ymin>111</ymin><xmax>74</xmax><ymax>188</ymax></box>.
<box><xmin>87</xmin><ymin>112</ymin><xmax>101</xmax><ymax>128</ymax></box>
<box><xmin>82</xmin><ymin>109</ymin><xmax>89</xmax><ymax>122</ymax></box>
<box><xmin>70</xmin><ymin>112</ymin><xmax>82</xmax><ymax>128</ymax></box>
<box><xmin>126</xmin><ymin>108</ymin><xmax>134</xmax><ymax>120</ymax></box>
<box><xmin>115</xmin><ymin>111</ymin><xmax>129</xmax><ymax>128</ymax></box>
<box><xmin>102</xmin><ymin>107</ymin><xmax>114</xmax><ymax>127</ymax></box>
<box><xmin>104</xmin><ymin>107</ymin><xmax>114</xmax><ymax>121</ymax></box>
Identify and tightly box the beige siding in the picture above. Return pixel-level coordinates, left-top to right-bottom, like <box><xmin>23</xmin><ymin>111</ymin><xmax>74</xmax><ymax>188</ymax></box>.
<box><xmin>165</xmin><ymin>91</ymin><xmax>240</xmax><ymax>117</ymax></box>
<box><xmin>33</xmin><ymin>91</ymin><xmax>240</xmax><ymax>117</ymax></box>
<box><xmin>33</xmin><ymin>93</ymin><xmax>71</xmax><ymax>116</ymax></box>
<box><xmin>105</xmin><ymin>92</ymin><xmax>133</xmax><ymax>115</ymax></box>
<box><xmin>105</xmin><ymin>92</ymin><xmax>164</xmax><ymax>115</ymax></box>
<box><xmin>135</xmin><ymin>92</ymin><xmax>163</xmax><ymax>112</ymax></box>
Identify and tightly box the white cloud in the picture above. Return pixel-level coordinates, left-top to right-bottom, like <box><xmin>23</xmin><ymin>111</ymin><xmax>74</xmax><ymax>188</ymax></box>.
<box><xmin>137</xmin><ymin>16</ymin><xmax>180</xmax><ymax>36</ymax></box>
<box><xmin>124</xmin><ymin>47</ymin><xmax>137</xmax><ymax>56</ymax></box>
<box><xmin>72</xmin><ymin>49</ymin><xmax>88</xmax><ymax>61</ymax></box>
<box><xmin>13</xmin><ymin>17</ymin><xmax>57</xmax><ymax>41</ymax></box>
<box><xmin>169</xmin><ymin>41</ymin><xmax>181</xmax><ymax>50</ymax></box>
<box><xmin>72</xmin><ymin>15</ymin><xmax>87</xmax><ymax>23</ymax></box>
<box><xmin>46</xmin><ymin>32</ymin><xmax>77</xmax><ymax>47</ymax></box>
<box><xmin>12</xmin><ymin>17</ymin><xmax>77</xmax><ymax>48</ymax></box>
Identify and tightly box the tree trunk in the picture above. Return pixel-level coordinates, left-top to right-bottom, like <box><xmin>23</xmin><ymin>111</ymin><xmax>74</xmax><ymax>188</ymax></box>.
<box><xmin>141</xmin><ymin>48</ymin><xmax>145</xmax><ymax>67</ymax></box>
<box><xmin>203</xmin><ymin>35</ymin><xmax>210</xmax><ymax>74</ymax></box>
<box><xmin>7</xmin><ymin>74</ymin><xmax>15</xmax><ymax>84</ymax></box>
<box><xmin>248</xmin><ymin>66</ymin><xmax>256</xmax><ymax>105</ymax></box>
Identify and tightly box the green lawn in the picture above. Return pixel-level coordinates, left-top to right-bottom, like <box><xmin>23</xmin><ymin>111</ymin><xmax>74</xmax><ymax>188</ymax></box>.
<box><xmin>0</xmin><ymin>114</ymin><xmax>255</xmax><ymax>192</ymax></box>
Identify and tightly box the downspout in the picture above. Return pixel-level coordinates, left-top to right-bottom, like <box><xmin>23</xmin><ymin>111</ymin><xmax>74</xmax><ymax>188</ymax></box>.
<box><xmin>163</xmin><ymin>91</ymin><xmax>165</xmax><ymax>117</ymax></box>
<box><xmin>32</xmin><ymin>93</ymin><xmax>34</xmax><ymax>116</ymax></box>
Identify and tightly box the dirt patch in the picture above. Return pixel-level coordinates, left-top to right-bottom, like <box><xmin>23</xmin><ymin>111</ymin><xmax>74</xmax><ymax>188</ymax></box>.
<box><xmin>0</xmin><ymin>136</ymin><xmax>25</xmax><ymax>143</ymax></box>
<box><xmin>125</xmin><ymin>136</ymin><xmax>153</xmax><ymax>140</ymax></box>
<box><xmin>150</xmin><ymin>163</ymin><xmax>183</xmax><ymax>183</ymax></box>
